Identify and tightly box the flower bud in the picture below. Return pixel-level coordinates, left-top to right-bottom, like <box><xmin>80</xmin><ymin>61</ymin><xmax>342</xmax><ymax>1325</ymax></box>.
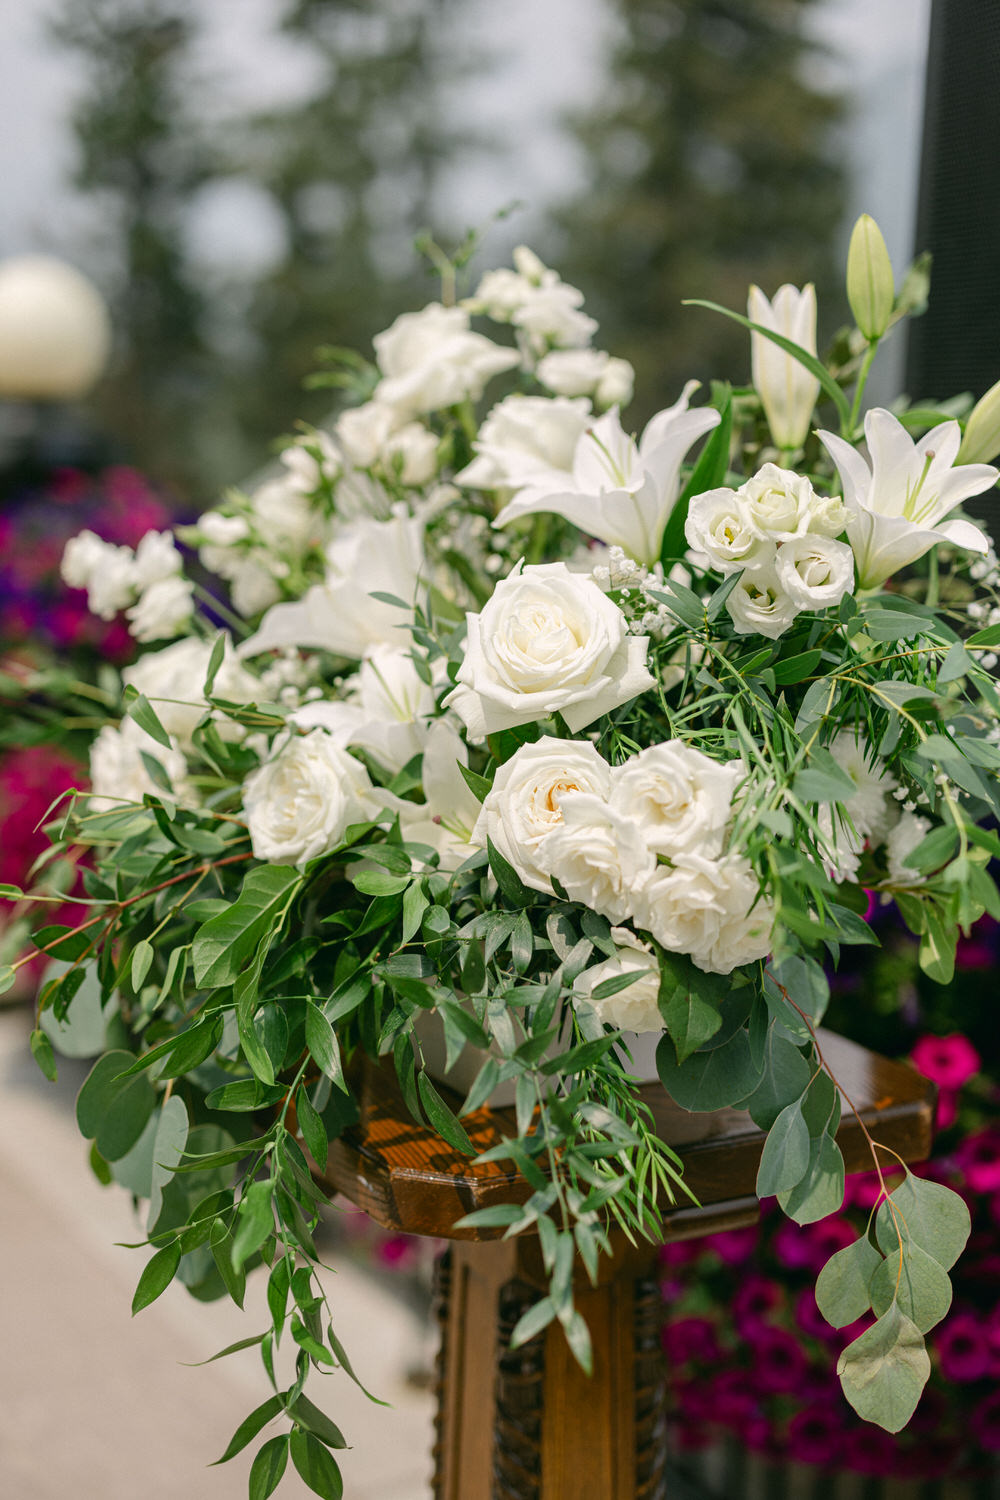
<box><xmin>846</xmin><ymin>214</ymin><xmax>895</xmax><ymax>340</ymax></box>
<box><xmin>748</xmin><ymin>283</ymin><xmax>820</xmax><ymax>450</ymax></box>
<box><xmin>958</xmin><ymin>376</ymin><xmax>1000</xmax><ymax>464</ymax></box>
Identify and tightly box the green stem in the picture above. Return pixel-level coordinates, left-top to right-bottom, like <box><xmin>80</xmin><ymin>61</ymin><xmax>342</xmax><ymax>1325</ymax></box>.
<box><xmin>845</xmin><ymin>339</ymin><xmax>880</xmax><ymax>437</ymax></box>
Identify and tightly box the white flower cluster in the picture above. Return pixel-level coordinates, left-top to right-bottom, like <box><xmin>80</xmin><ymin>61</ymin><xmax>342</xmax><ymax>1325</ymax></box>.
<box><xmin>61</xmin><ymin>528</ymin><xmax>193</xmax><ymax>642</ymax></box>
<box><xmin>685</xmin><ymin>463</ymin><xmax>854</xmax><ymax>638</ymax></box>
<box><xmin>474</xmin><ymin>736</ymin><xmax>771</xmax><ymax>976</ymax></box>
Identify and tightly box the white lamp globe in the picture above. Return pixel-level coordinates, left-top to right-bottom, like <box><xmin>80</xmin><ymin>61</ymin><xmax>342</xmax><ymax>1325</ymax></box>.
<box><xmin>0</xmin><ymin>254</ymin><xmax>112</xmax><ymax>401</ymax></box>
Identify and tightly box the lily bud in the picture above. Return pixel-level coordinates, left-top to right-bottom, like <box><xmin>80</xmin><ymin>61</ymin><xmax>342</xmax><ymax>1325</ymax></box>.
<box><xmin>958</xmin><ymin>376</ymin><xmax>1000</xmax><ymax>464</ymax></box>
<box><xmin>846</xmin><ymin>214</ymin><xmax>895</xmax><ymax>340</ymax></box>
<box><xmin>748</xmin><ymin>283</ymin><xmax>820</xmax><ymax>451</ymax></box>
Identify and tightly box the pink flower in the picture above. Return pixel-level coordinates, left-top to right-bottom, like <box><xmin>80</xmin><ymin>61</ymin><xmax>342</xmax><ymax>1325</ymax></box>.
<box><xmin>662</xmin><ymin>1316</ymin><xmax>720</xmax><ymax>1366</ymax></box>
<box><xmin>747</xmin><ymin>1326</ymin><xmax>809</xmax><ymax>1394</ymax></box>
<box><xmin>842</xmin><ymin>1426</ymin><xmax>899</xmax><ymax>1476</ymax></box>
<box><xmin>786</xmin><ymin>1405</ymin><xmax>843</xmax><ymax>1465</ymax></box>
<box><xmin>936</xmin><ymin>1312</ymin><xmax>993</xmax><ymax>1382</ymax></box>
<box><xmin>704</xmin><ymin>1225</ymin><xmax>759</xmax><ymax>1264</ymax></box>
<box><xmin>733</xmin><ymin>1275</ymin><xmax>781</xmax><ymax>1333</ymax></box>
<box><xmin>911</xmin><ymin>1033</ymin><xmax>981</xmax><ymax>1090</ymax></box>
<box><xmin>794</xmin><ymin>1286</ymin><xmax>836</xmax><ymax>1343</ymax></box>
<box><xmin>955</xmin><ymin>1130</ymin><xmax>1000</xmax><ymax>1194</ymax></box>
<box><xmin>970</xmin><ymin>1391</ymin><xmax>1000</xmax><ymax>1451</ymax></box>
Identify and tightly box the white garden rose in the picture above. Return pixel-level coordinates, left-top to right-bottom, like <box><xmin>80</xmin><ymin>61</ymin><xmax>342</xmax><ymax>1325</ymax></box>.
<box><xmin>538</xmin><ymin>793</ymin><xmax>655</xmax><ymax>923</ymax></box>
<box><xmin>242</xmin><ymin>730</ymin><xmax>377</xmax><ymax>866</ymax></box>
<box><xmin>574</xmin><ymin>929</ymin><xmax>663</xmax><ymax>1034</ymax></box>
<box><xmin>444</xmin><ymin>560</ymin><xmax>654</xmax><ymax>740</ymax></box>
<box><xmin>632</xmin><ymin>852</ymin><xmax>772</xmax><ymax>975</ymax></box>
<box><xmin>773</xmin><ymin>533</ymin><xmax>855</xmax><ymax>610</ymax></box>
<box><xmin>610</xmin><ymin>741</ymin><xmax>743</xmax><ymax>857</ymax></box>
<box><xmin>456</xmin><ymin>393</ymin><xmax>591</xmax><ymax>492</ymax></box>
<box><xmin>683</xmin><ymin>490</ymin><xmax>773</xmax><ymax>575</ymax></box>
<box><xmin>125</xmin><ymin>575</ymin><xmax>195</xmax><ymax>643</ymax></box>
<box><xmin>123</xmin><ymin>635</ymin><xmax>258</xmax><ymax>745</ymax></box>
<box><xmin>372</xmin><ymin>303</ymin><xmax>519</xmax><ymax>416</ymax></box>
<box><xmin>472</xmin><ymin>737</ymin><xmax>612</xmax><ymax>893</ymax></box>
<box><xmin>88</xmin><ymin>719</ymin><xmax>189</xmax><ymax>813</ymax></box>
<box><xmin>724</xmin><ymin>564</ymin><xmax>800</xmax><ymax>639</ymax></box>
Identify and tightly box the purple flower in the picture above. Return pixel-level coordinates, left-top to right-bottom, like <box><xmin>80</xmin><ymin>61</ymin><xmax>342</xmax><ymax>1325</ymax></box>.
<box><xmin>970</xmin><ymin>1391</ymin><xmax>1000</xmax><ymax>1451</ymax></box>
<box><xmin>786</xmin><ymin>1405</ymin><xmax>843</xmax><ymax>1465</ymax></box>
<box><xmin>747</xmin><ymin>1326</ymin><xmax>809</xmax><ymax>1394</ymax></box>
<box><xmin>911</xmin><ymin>1032</ymin><xmax>981</xmax><ymax>1090</ymax></box>
<box><xmin>662</xmin><ymin>1316</ymin><xmax>720</xmax><ymax>1366</ymax></box>
<box><xmin>936</xmin><ymin>1313</ymin><xmax>993</xmax><ymax>1382</ymax></box>
<box><xmin>733</xmin><ymin>1274</ymin><xmax>781</xmax><ymax>1333</ymax></box>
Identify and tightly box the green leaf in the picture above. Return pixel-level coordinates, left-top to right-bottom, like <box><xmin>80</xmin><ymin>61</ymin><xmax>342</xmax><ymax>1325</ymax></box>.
<box><xmin>510</xmin><ymin>1295</ymin><xmax>557</xmax><ymax>1347</ymax></box>
<box><xmin>352</xmin><ymin>870</ymin><xmax>411</xmax><ymax>896</ymax></box>
<box><xmin>212</xmin><ymin>1395</ymin><xmax>284</xmax><ymax>1465</ymax></box>
<box><xmin>132</xmin><ymin>1241</ymin><xmax>181</xmax><ymax>1314</ymax></box>
<box><xmin>0</xmin><ymin>965</ymin><xmax>15</xmax><ymax>996</ymax></box>
<box><xmin>745</xmin><ymin>1031</ymin><xmax>812</xmax><ymax>1130</ymax></box>
<box><xmin>130</xmin><ymin>940</ymin><xmax>154</xmax><ymax>991</ymax></box>
<box><xmin>76</xmin><ymin>1050</ymin><xmax>157</xmax><ymax>1162</ymax></box>
<box><xmin>778</xmin><ymin>1130</ymin><xmax>845</xmax><ymax>1225</ymax></box>
<box><xmin>771</xmin><ymin>649</ymin><xmax>824</xmax><ymax>685</ymax></box>
<box><xmin>417</xmin><ymin>1071</ymin><xmax>475</xmax><ymax>1155</ymax></box>
<box><xmin>232</xmin><ymin>1180</ymin><xmax>275</xmax><ymax>1271</ymax></box>
<box><xmin>0</xmin><ymin>883</ymin><xmax>24</xmax><ymax>899</ymax></box>
<box><xmin>327</xmin><ymin>1323</ymin><xmax>390</xmax><ymax>1405</ymax></box>
<box><xmin>288</xmin><ymin>1395</ymin><xmax>348</xmax><ymax>1450</ymax></box>
<box><xmin>203</xmin><ymin>631</ymin><xmax>227</xmax><ymax>696</ymax></box>
<box><xmin>968</xmin><ymin>622</ymin><xmax>1000</xmax><ymax>647</ymax></box>
<box><xmin>249</xmin><ymin>1434</ymin><xmax>290</xmax><ymax>1500</ymax></box>
<box><xmin>756</xmin><ymin>1100</ymin><xmax>811</xmax><ymax>1197</ymax></box>
<box><xmin>655</xmin><ymin>1027</ymin><xmax>764</xmax><ymax>1111</ymax></box>
<box><xmin>147</xmin><ymin>1094</ymin><xmax>189</xmax><ymax>1232</ymax></box>
<box><xmin>290</xmin><ymin>1430</ymin><xmax>344</xmax><ymax>1499</ymax></box>
<box><xmin>192</xmin><ymin>866</ymin><xmax>302</xmax><ymax>988</ymax></box>
<box><xmin>124</xmin><ymin>689</ymin><xmax>174</xmax><ymax>750</ymax></box>
<box><xmin>815</xmin><ymin>1235</ymin><xmax>883</xmax><ymax>1328</ymax></box>
<box><xmin>305</xmin><ymin>1002</ymin><xmax>346</xmax><ymax>1091</ymax></box>
<box><xmin>457</xmin><ymin>762</ymin><xmax>493</xmax><ymax>803</ymax></box>
<box><xmin>683</xmin><ymin>299</ymin><xmax>851</xmax><ymax>424</ymax></box>
<box><xmin>486</xmin><ymin>837</ymin><xmax>531</xmax><ymax>907</ymax></box>
<box><xmin>209</xmin><ymin>1220</ymin><xmax>247</xmax><ymax>1309</ymax></box>
<box><xmin>875</xmin><ymin>1172</ymin><xmax>971</xmax><ymax>1270</ymax></box>
<box><xmin>297</xmin><ymin>1085</ymin><xmax>328</xmax><ymax>1170</ymax></box>
<box><xmin>937</xmin><ymin>639</ymin><xmax>972</xmax><ymax>683</ymax></box>
<box><xmin>837</xmin><ymin>1303</ymin><xmax>931</xmax><ymax>1432</ymax></box>
<box><xmin>29</xmin><ymin>1027</ymin><xmax>57</xmax><ymax>1082</ymax></box>
<box><xmin>31</xmin><ymin>924</ymin><xmax>94</xmax><ymax>962</ymax></box>
<box><xmin>791</xmin><ymin>748</ymin><xmax>859</xmax><ymax>804</ymax></box>
<box><xmin>869</xmin><ymin>1240</ymin><xmax>952</xmax><ymax>1333</ymax></box>
<box><xmin>660</xmin><ymin>392</ymin><xmax>733</xmax><ymax>563</ymax></box>
<box><xmin>657</xmin><ymin>956</ymin><xmax>725</xmax><ymax>1064</ymax></box>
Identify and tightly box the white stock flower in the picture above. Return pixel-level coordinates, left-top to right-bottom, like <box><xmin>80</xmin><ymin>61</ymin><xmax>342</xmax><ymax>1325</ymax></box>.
<box><xmin>773</xmin><ymin>533</ymin><xmax>855</xmax><ymax>610</ymax></box>
<box><xmin>748</xmin><ymin>283</ymin><xmax>820</xmax><ymax>450</ymax></box>
<box><xmin>828</xmin><ymin>730</ymin><xmax>897</xmax><ymax>844</ymax></box>
<box><xmin>132</xmin><ymin>531</ymin><xmax>183</xmax><ymax>590</ymax></box>
<box><xmin>200</xmin><ymin>512</ymin><xmax>250</xmax><ymax>547</ymax></box>
<box><xmin>444</xmin><ymin>561</ymin><xmax>654</xmax><ymax>740</ymax></box>
<box><xmin>610</xmin><ymin>741</ymin><xmax>743</xmax><ymax>857</ymax></box>
<box><xmin>456</xmin><ymin>394</ymin><xmax>592</xmax><ymax>492</ymax></box>
<box><xmin>472</xmin><ymin>737</ymin><xmax>612</xmax><ymax>893</ymax></box>
<box><xmin>818</xmin><ymin>409</ymin><xmax>997</xmax><ymax>589</ymax></box>
<box><xmin>241</xmin><ymin>510</ymin><xmax>424</xmax><ymax>660</ymax></box>
<box><xmin>632</xmin><ymin>852</ymin><xmax>772</xmax><ymax>975</ymax></box>
<box><xmin>494</xmin><ymin>386</ymin><xmax>721</xmax><ymax>565</ymax></box>
<box><xmin>574</xmin><ymin>928</ymin><xmax>663</xmax><ymax>1034</ymax></box>
<box><xmin>337</xmin><ymin>401</ymin><xmax>438</xmax><ymax>485</ymax></box>
<box><xmin>885</xmin><ymin>811</ymin><xmax>930</xmax><ymax>886</ymax></box>
<box><xmin>125</xmin><ymin>575</ymin><xmax>195</xmax><ymax>642</ymax></box>
<box><xmin>279</xmin><ymin>430</ymin><xmax>340</xmax><ymax>494</ymax></box>
<box><xmin>470</xmin><ymin>247</ymin><xmax>598</xmax><ymax>353</ymax></box>
<box><xmin>123</xmin><ymin>635</ymin><xmax>258</xmax><ymax>746</ymax></box>
<box><xmin>539</xmin><ymin>793</ymin><xmax>655</xmax><ymax>923</ymax></box>
<box><xmin>88</xmin><ymin>719</ymin><xmax>189</xmax><ymax>812</ymax></box>
<box><xmin>251</xmin><ymin>477</ymin><xmax>318</xmax><ymax>556</ymax></box>
<box><xmin>535</xmin><ymin>349</ymin><xmax>636</xmax><ymax>409</ymax></box>
<box><xmin>373</xmin><ymin>303</ymin><xmax>519</xmax><ymax>416</ymax></box>
<box><xmin>61</xmin><ymin>529</ymin><xmax>136</xmax><ymax>620</ymax></box>
<box><xmin>243</xmin><ymin>730</ymin><xmax>377</xmax><ymax>866</ymax></box>
<box><xmin>724</xmin><ymin>564</ymin><xmax>800</xmax><ymax>639</ymax></box>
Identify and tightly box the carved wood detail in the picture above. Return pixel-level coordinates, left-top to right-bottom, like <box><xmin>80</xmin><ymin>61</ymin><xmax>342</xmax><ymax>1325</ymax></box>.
<box><xmin>431</xmin><ymin>1249</ymin><xmax>452</xmax><ymax>1499</ymax></box>
<box><xmin>492</xmin><ymin>1278</ymin><xmax>545</xmax><ymax>1500</ymax></box>
<box><xmin>633</xmin><ymin>1274</ymin><xmax>669</xmax><ymax>1498</ymax></box>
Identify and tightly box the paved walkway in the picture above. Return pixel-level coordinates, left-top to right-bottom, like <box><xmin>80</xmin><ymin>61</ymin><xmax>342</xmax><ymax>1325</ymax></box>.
<box><xmin>0</xmin><ymin>1008</ymin><xmax>435</xmax><ymax>1499</ymax></box>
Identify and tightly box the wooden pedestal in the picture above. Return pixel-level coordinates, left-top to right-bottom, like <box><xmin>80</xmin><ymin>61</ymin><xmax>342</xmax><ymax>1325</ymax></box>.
<box><xmin>318</xmin><ymin>1032</ymin><xmax>935</xmax><ymax>1500</ymax></box>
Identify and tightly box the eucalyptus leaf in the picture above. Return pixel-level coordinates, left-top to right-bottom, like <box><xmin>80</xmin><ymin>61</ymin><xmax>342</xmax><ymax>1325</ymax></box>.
<box><xmin>837</xmin><ymin>1303</ymin><xmax>931</xmax><ymax>1432</ymax></box>
<box><xmin>875</xmin><ymin>1172</ymin><xmax>971</xmax><ymax>1270</ymax></box>
<box><xmin>655</xmin><ymin>1027</ymin><xmax>764</xmax><ymax>1112</ymax></box>
<box><xmin>869</xmin><ymin>1239</ymin><xmax>952</xmax><ymax>1333</ymax></box>
<box><xmin>756</xmin><ymin>1100</ymin><xmax>811</xmax><ymax>1197</ymax></box>
<box><xmin>815</xmin><ymin>1234</ymin><xmax>883</xmax><ymax>1328</ymax></box>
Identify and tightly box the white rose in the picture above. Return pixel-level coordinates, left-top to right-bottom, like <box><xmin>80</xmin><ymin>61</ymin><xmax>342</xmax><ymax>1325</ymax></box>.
<box><xmin>609</xmin><ymin>741</ymin><xmax>743</xmax><ymax>857</ymax></box>
<box><xmin>336</xmin><ymin>401</ymin><xmax>397</xmax><ymax>469</ymax></box>
<box><xmin>132</xmin><ymin>530</ymin><xmax>183</xmax><ymax>590</ymax></box>
<box><xmin>535</xmin><ymin>348</ymin><xmax>612</xmax><ymax>397</ymax></box>
<box><xmin>124</xmin><ymin>635</ymin><xmax>257</xmax><ymax>745</ymax></box>
<box><xmin>574</xmin><ymin>928</ymin><xmax>663</xmax><ymax>1034</ymax></box>
<box><xmin>470</xmin><ymin>267</ymin><xmax>534</xmax><ymax>320</ymax></box>
<box><xmin>89</xmin><ymin>719</ymin><xmax>189</xmax><ymax>812</ymax></box>
<box><xmin>538</xmin><ymin>793</ymin><xmax>656</xmax><ymax>923</ymax></box>
<box><xmin>804</xmin><ymin>492</ymin><xmax>850</xmax><ymax>538</ymax></box>
<box><xmin>472</xmin><ymin>737</ymin><xmax>612</xmax><ymax>893</ymax></box>
<box><xmin>444</xmin><ymin>561</ymin><xmax>654</xmax><ymax>740</ymax></box>
<box><xmin>738</xmin><ymin>465</ymin><xmax>816</xmax><ymax>541</ymax></box>
<box><xmin>61</xmin><ymin>529</ymin><xmax>109</xmax><ymax>590</ymax></box>
<box><xmin>243</xmin><ymin>730</ymin><xmax>377</xmax><ymax>866</ymax></box>
<box><xmin>383</xmin><ymin>422</ymin><xmax>439</xmax><ymax>485</ymax></box>
<box><xmin>724</xmin><ymin>564</ymin><xmax>800</xmax><ymax>639</ymax></box>
<box><xmin>456</xmin><ymin>393</ymin><xmax>591</xmax><ymax>491</ymax></box>
<box><xmin>373</xmin><ymin>303</ymin><xmax>519</xmax><ymax>416</ymax></box>
<box><xmin>774</xmin><ymin>534</ymin><xmax>855</xmax><ymax>610</ymax></box>
<box><xmin>125</xmin><ymin>575</ymin><xmax>194</xmax><ymax>643</ymax></box>
<box><xmin>684</xmin><ymin>489</ymin><xmax>773</xmax><ymax>575</ymax></box>
<box><xmin>632</xmin><ymin>852</ymin><xmax>771</xmax><ymax>975</ymax></box>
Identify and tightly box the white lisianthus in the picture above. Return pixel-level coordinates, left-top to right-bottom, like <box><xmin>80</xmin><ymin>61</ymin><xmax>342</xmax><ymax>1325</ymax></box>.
<box><xmin>61</xmin><ymin>529</ymin><xmax>137</xmax><ymax>620</ymax></box>
<box><xmin>242</xmin><ymin>730</ymin><xmax>377</xmax><ymax>866</ymax></box>
<box><xmin>494</xmin><ymin>387</ymin><xmax>720</xmax><ymax>566</ymax></box>
<box><xmin>472</xmin><ymin>737</ymin><xmax>612</xmax><ymax>893</ymax></box>
<box><xmin>684</xmin><ymin>490</ymin><xmax>773</xmax><ymax>574</ymax></box>
<box><xmin>336</xmin><ymin>401</ymin><xmax>438</xmax><ymax>486</ymax></box>
<box><xmin>539</xmin><ymin>793</ymin><xmax>656</xmax><ymax>923</ymax></box>
<box><xmin>241</xmin><ymin>509</ymin><xmax>424</xmax><ymax>660</ymax></box>
<box><xmin>773</xmin><ymin>533</ymin><xmax>855</xmax><ymax>610</ymax></box>
<box><xmin>610</xmin><ymin>741</ymin><xmax>743</xmax><ymax>857</ymax></box>
<box><xmin>251</xmin><ymin>477</ymin><xmax>319</xmax><ymax>556</ymax></box>
<box><xmin>738</xmin><ymin>465</ymin><xmax>817</xmax><ymax>541</ymax></box>
<box><xmin>123</xmin><ymin>635</ymin><xmax>258</xmax><ymax>746</ymax></box>
<box><xmin>89</xmin><ymin>719</ymin><xmax>189</xmax><ymax>812</ymax></box>
<box><xmin>444</xmin><ymin>561</ymin><xmax>654</xmax><ymax>740</ymax></box>
<box><xmin>125</xmin><ymin>575</ymin><xmax>195</xmax><ymax>642</ymax></box>
<box><xmin>885</xmin><ymin>811</ymin><xmax>931</xmax><ymax>886</ymax></box>
<box><xmin>724</xmin><ymin>565</ymin><xmax>800</xmax><ymax>639</ymax></box>
<box><xmin>574</xmin><ymin>928</ymin><xmax>663</xmax><ymax>1034</ymax></box>
<box><xmin>132</xmin><ymin>530</ymin><xmax>183</xmax><ymax>590</ymax></box>
<box><xmin>456</xmin><ymin>393</ymin><xmax>592</xmax><ymax>492</ymax></box>
<box><xmin>632</xmin><ymin>853</ymin><xmax>772</xmax><ymax>975</ymax></box>
<box><xmin>818</xmin><ymin>409</ymin><xmax>997</xmax><ymax>589</ymax></box>
<box><xmin>372</xmin><ymin>303</ymin><xmax>519</xmax><ymax>416</ymax></box>
<box><xmin>748</xmin><ymin>283</ymin><xmax>820</xmax><ymax>451</ymax></box>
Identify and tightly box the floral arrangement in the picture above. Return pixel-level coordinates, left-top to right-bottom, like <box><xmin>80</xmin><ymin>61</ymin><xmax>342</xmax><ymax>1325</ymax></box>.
<box><xmin>6</xmin><ymin>217</ymin><xmax>1000</xmax><ymax>1496</ymax></box>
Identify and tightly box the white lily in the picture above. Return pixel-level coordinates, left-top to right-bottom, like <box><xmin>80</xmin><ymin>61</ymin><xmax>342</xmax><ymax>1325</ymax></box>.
<box><xmin>492</xmin><ymin>383</ymin><xmax>720</xmax><ymax>566</ymax></box>
<box><xmin>818</xmin><ymin>409</ymin><xmax>997</xmax><ymax>590</ymax></box>
<box><xmin>748</xmin><ymin>283</ymin><xmax>820</xmax><ymax>451</ymax></box>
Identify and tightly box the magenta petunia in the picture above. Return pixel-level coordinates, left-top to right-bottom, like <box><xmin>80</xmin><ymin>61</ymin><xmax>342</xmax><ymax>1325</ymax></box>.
<box><xmin>662</xmin><ymin>1315</ymin><xmax>721</xmax><ymax>1366</ymax></box>
<box><xmin>747</xmin><ymin>1326</ymin><xmax>809</xmax><ymax>1393</ymax></box>
<box><xmin>970</xmin><ymin>1391</ymin><xmax>1000</xmax><ymax>1451</ymax></box>
<box><xmin>936</xmin><ymin>1312</ymin><xmax>993</xmax><ymax>1382</ymax></box>
<box><xmin>955</xmin><ymin>1130</ymin><xmax>1000</xmax><ymax>1194</ymax></box>
<box><xmin>733</xmin><ymin>1274</ymin><xmax>782</xmax><ymax>1333</ymax></box>
<box><xmin>911</xmin><ymin>1032</ymin><xmax>982</xmax><ymax>1089</ymax></box>
<box><xmin>786</xmin><ymin>1405</ymin><xmax>843</xmax><ymax>1465</ymax></box>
